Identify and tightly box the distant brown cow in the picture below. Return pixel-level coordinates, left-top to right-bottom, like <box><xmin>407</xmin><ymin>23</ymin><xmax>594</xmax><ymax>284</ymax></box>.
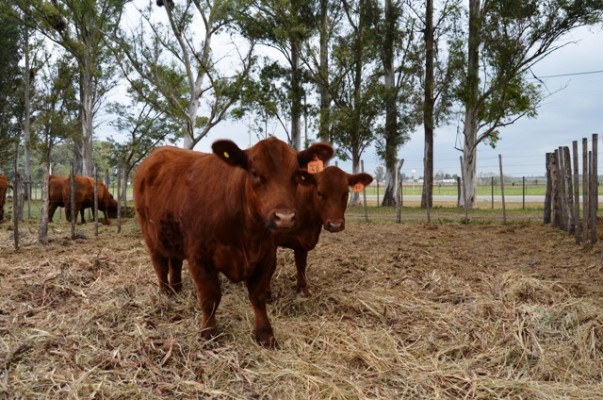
<box><xmin>272</xmin><ymin>166</ymin><xmax>373</xmax><ymax>297</ymax></box>
<box><xmin>0</xmin><ymin>174</ymin><xmax>9</xmax><ymax>222</ymax></box>
<box><xmin>48</xmin><ymin>175</ymin><xmax>83</xmax><ymax>223</ymax></box>
<box><xmin>62</xmin><ymin>175</ymin><xmax>118</xmax><ymax>225</ymax></box>
<box><xmin>134</xmin><ymin>138</ymin><xmax>333</xmax><ymax>347</ymax></box>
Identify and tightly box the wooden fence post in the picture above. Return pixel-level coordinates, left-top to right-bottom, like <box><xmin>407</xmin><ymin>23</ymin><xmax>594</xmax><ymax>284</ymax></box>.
<box><xmin>562</xmin><ymin>146</ymin><xmax>574</xmax><ymax>234</ymax></box>
<box><xmin>395</xmin><ymin>159</ymin><xmax>404</xmax><ymax>224</ymax></box>
<box><xmin>94</xmin><ymin>165</ymin><xmax>99</xmax><ymax>237</ymax></box>
<box><xmin>591</xmin><ymin>134</ymin><xmax>598</xmax><ymax>244</ymax></box>
<box><xmin>544</xmin><ymin>153</ymin><xmax>552</xmax><ymax>224</ymax></box>
<box><xmin>572</xmin><ymin>141</ymin><xmax>581</xmax><ymax>243</ymax></box>
<box><xmin>460</xmin><ymin>156</ymin><xmax>468</xmax><ymax>224</ymax></box>
<box><xmin>70</xmin><ymin>161</ymin><xmax>76</xmax><ymax>240</ymax></box>
<box><xmin>361</xmin><ymin>160</ymin><xmax>368</xmax><ymax>222</ymax></box>
<box><xmin>499</xmin><ymin>154</ymin><xmax>506</xmax><ymax>224</ymax></box>
<box><xmin>583</xmin><ymin>138</ymin><xmax>589</xmax><ymax>244</ymax></box>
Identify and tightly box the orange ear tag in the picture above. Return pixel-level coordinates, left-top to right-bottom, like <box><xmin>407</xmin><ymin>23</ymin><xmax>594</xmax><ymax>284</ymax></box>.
<box><xmin>353</xmin><ymin>183</ymin><xmax>365</xmax><ymax>193</ymax></box>
<box><xmin>307</xmin><ymin>158</ymin><xmax>324</xmax><ymax>174</ymax></box>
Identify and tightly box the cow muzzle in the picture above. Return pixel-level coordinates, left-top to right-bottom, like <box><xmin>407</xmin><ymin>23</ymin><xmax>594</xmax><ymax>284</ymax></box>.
<box><xmin>324</xmin><ymin>219</ymin><xmax>344</xmax><ymax>233</ymax></box>
<box><xmin>323</xmin><ymin>220</ymin><xmax>345</xmax><ymax>233</ymax></box>
<box><xmin>270</xmin><ymin>209</ymin><xmax>297</xmax><ymax>231</ymax></box>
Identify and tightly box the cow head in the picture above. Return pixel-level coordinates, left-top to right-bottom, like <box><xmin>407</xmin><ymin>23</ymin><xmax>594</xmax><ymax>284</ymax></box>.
<box><xmin>107</xmin><ymin>192</ymin><xmax>119</xmax><ymax>218</ymax></box>
<box><xmin>212</xmin><ymin>138</ymin><xmax>333</xmax><ymax>232</ymax></box>
<box><xmin>313</xmin><ymin>166</ymin><xmax>373</xmax><ymax>232</ymax></box>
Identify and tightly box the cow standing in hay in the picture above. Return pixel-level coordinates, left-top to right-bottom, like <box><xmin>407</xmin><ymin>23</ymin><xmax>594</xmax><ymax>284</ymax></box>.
<box><xmin>48</xmin><ymin>175</ymin><xmax>85</xmax><ymax>223</ymax></box>
<box><xmin>0</xmin><ymin>174</ymin><xmax>10</xmax><ymax>222</ymax></box>
<box><xmin>62</xmin><ymin>176</ymin><xmax>118</xmax><ymax>225</ymax></box>
<box><xmin>133</xmin><ymin>138</ymin><xmax>333</xmax><ymax>347</ymax></box>
<box><xmin>272</xmin><ymin>166</ymin><xmax>373</xmax><ymax>297</ymax></box>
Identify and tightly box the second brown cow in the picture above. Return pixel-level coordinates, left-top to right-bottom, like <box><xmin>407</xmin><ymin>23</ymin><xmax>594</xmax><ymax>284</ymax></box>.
<box><xmin>61</xmin><ymin>175</ymin><xmax>118</xmax><ymax>225</ymax></box>
<box><xmin>272</xmin><ymin>166</ymin><xmax>373</xmax><ymax>297</ymax></box>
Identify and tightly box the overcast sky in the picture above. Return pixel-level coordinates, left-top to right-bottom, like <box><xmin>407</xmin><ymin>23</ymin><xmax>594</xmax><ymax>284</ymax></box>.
<box><xmin>189</xmin><ymin>25</ymin><xmax>603</xmax><ymax>179</ymax></box>
<box><xmin>113</xmin><ymin>6</ymin><xmax>603</xmax><ymax>179</ymax></box>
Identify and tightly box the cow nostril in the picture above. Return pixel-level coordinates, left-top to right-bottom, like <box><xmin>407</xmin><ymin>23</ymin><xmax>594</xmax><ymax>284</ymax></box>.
<box><xmin>274</xmin><ymin>211</ymin><xmax>296</xmax><ymax>228</ymax></box>
<box><xmin>326</xmin><ymin>221</ymin><xmax>344</xmax><ymax>231</ymax></box>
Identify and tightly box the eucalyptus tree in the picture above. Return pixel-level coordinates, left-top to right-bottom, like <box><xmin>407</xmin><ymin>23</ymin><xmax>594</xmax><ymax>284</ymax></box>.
<box><xmin>329</xmin><ymin>0</ymin><xmax>382</xmax><ymax>204</ymax></box>
<box><xmin>413</xmin><ymin>0</ymin><xmax>462</xmax><ymax>208</ymax></box>
<box><xmin>10</xmin><ymin>0</ymin><xmax>129</xmax><ymax>177</ymax></box>
<box><xmin>376</xmin><ymin>0</ymin><xmax>423</xmax><ymax>206</ymax></box>
<box><xmin>0</xmin><ymin>2</ymin><xmax>23</xmax><ymax>172</ymax></box>
<box><xmin>31</xmin><ymin>55</ymin><xmax>80</xmax><ymax>243</ymax></box>
<box><xmin>106</xmin><ymin>88</ymin><xmax>180</xmax><ymax>199</ymax></box>
<box><xmin>115</xmin><ymin>0</ymin><xmax>255</xmax><ymax>150</ymax></box>
<box><xmin>235</xmin><ymin>0</ymin><xmax>318</xmax><ymax>150</ymax></box>
<box><xmin>456</xmin><ymin>0</ymin><xmax>603</xmax><ymax>208</ymax></box>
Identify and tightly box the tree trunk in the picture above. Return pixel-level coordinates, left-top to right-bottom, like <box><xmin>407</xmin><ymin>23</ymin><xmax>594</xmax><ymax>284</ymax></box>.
<box><xmin>350</xmin><ymin>151</ymin><xmax>362</xmax><ymax>206</ymax></box>
<box><xmin>80</xmin><ymin>66</ymin><xmax>95</xmax><ymax>176</ymax></box>
<box><xmin>290</xmin><ymin>37</ymin><xmax>302</xmax><ymax>150</ymax></box>
<box><xmin>421</xmin><ymin>0</ymin><xmax>434</xmax><ymax>209</ymax></box>
<box><xmin>381</xmin><ymin>0</ymin><xmax>399</xmax><ymax>207</ymax></box>
<box><xmin>460</xmin><ymin>0</ymin><xmax>481</xmax><ymax>209</ymax></box>
<box><xmin>23</xmin><ymin>25</ymin><xmax>32</xmax><ymax>201</ymax></box>
<box><xmin>38</xmin><ymin>160</ymin><xmax>50</xmax><ymax>245</ymax></box>
<box><xmin>318</xmin><ymin>0</ymin><xmax>331</xmax><ymax>143</ymax></box>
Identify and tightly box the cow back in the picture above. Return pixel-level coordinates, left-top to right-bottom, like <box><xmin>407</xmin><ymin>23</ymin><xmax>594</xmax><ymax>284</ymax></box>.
<box><xmin>49</xmin><ymin>175</ymin><xmax>67</xmax><ymax>208</ymax></box>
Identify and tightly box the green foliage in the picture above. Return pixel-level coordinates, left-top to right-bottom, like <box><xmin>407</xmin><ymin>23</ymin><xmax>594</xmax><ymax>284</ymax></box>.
<box><xmin>0</xmin><ymin>2</ymin><xmax>23</xmax><ymax>171</ymax></box>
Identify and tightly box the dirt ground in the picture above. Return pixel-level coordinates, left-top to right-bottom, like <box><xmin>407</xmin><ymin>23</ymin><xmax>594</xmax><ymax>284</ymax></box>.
<box><xmin>1</xmin><ymin>218</ymin><xmax>603</xmax><ymax>399</ymax></box>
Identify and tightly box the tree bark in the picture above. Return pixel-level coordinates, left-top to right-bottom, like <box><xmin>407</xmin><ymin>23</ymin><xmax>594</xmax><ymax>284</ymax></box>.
<box><xmin>381</xmin><ymin>0</ymin><xmax>398</xmax><ymax>207</ymax></box>
<box><xmin>38</xmin><ymin>161</ymin><xmax>49</xmax><ymax>245</ymax></box>
<box><xmin>318</xmin><ymin>0</ymin><xmax>331</xmax><ymax>143</ymax></box>
<box><xmin>460</xmin><ymin>0</ymin><xmax>481</xmax><ymax>209</ymax></box>
<box><xmin>421</xmin><ymin>0</ymin><xmax>434</xmax><ymax>209</ymax></box>
<box><xmin>290</xmin><ymin>36</ymin><xmax>302</xmax><ymax>150</ymax></box>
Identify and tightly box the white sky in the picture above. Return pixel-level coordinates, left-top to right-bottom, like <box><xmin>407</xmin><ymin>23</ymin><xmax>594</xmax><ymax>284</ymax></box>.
<box><xmin>108</xmin><ymin>4</ymin><xmax>603</xmax><ymax>179</ymax></box>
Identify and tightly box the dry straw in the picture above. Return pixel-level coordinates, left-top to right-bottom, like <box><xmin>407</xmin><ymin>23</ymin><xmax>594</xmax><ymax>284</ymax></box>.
<box><xmin>1</xmin><ymin>220</ymin><xmax>602</xmax><ymax>399</ymax></box>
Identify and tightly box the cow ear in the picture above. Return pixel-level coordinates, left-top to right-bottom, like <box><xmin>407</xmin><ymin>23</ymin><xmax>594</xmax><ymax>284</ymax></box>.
<box><xmin>298</xmin><ymin>142</ymin><xmax>334</xmax><ymax>167</ymax></box>
<box><xmin>212</xmin><ymin>140</ymin><xmax>248</xmax><ymax>169</ymax></box>
<box><xmin>348</xmin><ymin>173</ymin><xmax>373</xmax><ymax>187</ymax></box>
<box><xmin>297</xmin><ymin>170</ymin><xmax>317</xmax><ymax>187</ymax></box>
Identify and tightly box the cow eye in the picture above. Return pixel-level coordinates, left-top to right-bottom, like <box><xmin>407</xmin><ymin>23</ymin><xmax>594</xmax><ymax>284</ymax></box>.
<box><xmin>251</xmin><ymin>170</ymin><xmax>264</xmax><ymax>184</ymax></box>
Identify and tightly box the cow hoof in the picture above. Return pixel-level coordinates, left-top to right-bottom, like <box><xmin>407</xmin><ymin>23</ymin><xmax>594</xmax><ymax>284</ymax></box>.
<box><xmin>255</xmin><ymin>328</ymin><xmax>277</xmax><ymax>349</ymax></box>
<box><xmin>201</xmin><ymin>326</ymin><xmax>218</xmax><ymax>341</ymax></box>
<box><xmin>296</xmin><ymin>286</ymin><xmax>311</xmax><ymax>297</ymax></box>
<box><xmin>266</xmin><ymin>291</ymin><xmax>274</xmax><ymax>304</ymax></box>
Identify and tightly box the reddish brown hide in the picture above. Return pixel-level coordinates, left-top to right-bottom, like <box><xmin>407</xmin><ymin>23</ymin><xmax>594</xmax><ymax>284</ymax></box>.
<box><xmin>0</xmin><ymin>174</ymin><xmax>9</xmax><ymax>222</ymax></box>
<box><xmin>133</xmin><ymin>137</ymin><xmax>333</xmax><ymax>348</ymax></box>
<box><xmin>273</xmin><ymin>166</ymin><xmax>373</xmax><ymax>296</ymax></box>
<box><xmin>61</xmin><ymin>175</ymin><xmax>118</xmax><ymax>225</ymax></box>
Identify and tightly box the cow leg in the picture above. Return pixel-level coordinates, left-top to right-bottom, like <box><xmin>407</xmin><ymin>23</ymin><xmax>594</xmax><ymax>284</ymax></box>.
<box><xmin>265</xmin><ymin>250</ymin><xmax>278</xmax><ymax>303</ymax></box>
<box><xmin>48</xmin><ymin>204</ymin><xmax>57</xmax><ymax>222</ymax></box>
<box><xmin>102</xmin><ymin>210</ymin><xmax>110</xmax><ymax>225</ymax></box>
<box><xmin>246</xmin><ymin>254</ymin><xmax>277</xmax><ymax>348</ymax></box>
<box><xmin>294</xmin><ymin>249</ymin><xmax>310</xmax><ymax>296</ymax></box>
<box><xmin>150</xmin><ymin>252</ymin><xmax>171</xmax><ymax>294</ymax></box>
<box><xmin>188</xmin><ymin>262</ymin><xmax>221</xmax><ymax>340</ymax></box>
<box><xmin>169</xmin><ymin>257</ymin><xmax>183</xmax><ymax>293</ymax></box>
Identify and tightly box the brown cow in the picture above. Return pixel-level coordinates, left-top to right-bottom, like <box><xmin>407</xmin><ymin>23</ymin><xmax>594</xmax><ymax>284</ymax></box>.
<box><xmin>272</xmin><ymin>166</ymin><xmax>373</xmax><ymax>297</ymax></box>
<box><xmin>49</xmin><ymin>175</ymin><xmax>89</xmax><ymax>223</ymax></box>
<box><xmin>133</xmin><ymin>138</ymin><xmax>333</xmax><ymax>347</ymax></box>
<box><xmin>62</xmin><ymin>175</ymin><xmax>118</xmax><ymax>225</ymax></box>
<box><xmin>0</xmin><ymin>174</ymin><xmax>9</xmax><ymax>222</ymax></box>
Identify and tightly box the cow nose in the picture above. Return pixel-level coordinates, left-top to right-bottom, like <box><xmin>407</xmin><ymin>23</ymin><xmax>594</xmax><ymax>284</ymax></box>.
<box><xmin>274</xmin><ymin>210</ymin><xmax>296</xmax><ymax>229</ymax></box>
<box><xmin>325</xmin><ymin>220</ymin><xmax>344</xmax><ymax>232</ymax></box>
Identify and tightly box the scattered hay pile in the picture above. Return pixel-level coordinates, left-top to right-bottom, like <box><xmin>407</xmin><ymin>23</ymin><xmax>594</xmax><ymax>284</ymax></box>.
<box><xmin>1</xmin><ymin>220</ymin><xmax>602</xmax><ymax>399</ymax></box>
